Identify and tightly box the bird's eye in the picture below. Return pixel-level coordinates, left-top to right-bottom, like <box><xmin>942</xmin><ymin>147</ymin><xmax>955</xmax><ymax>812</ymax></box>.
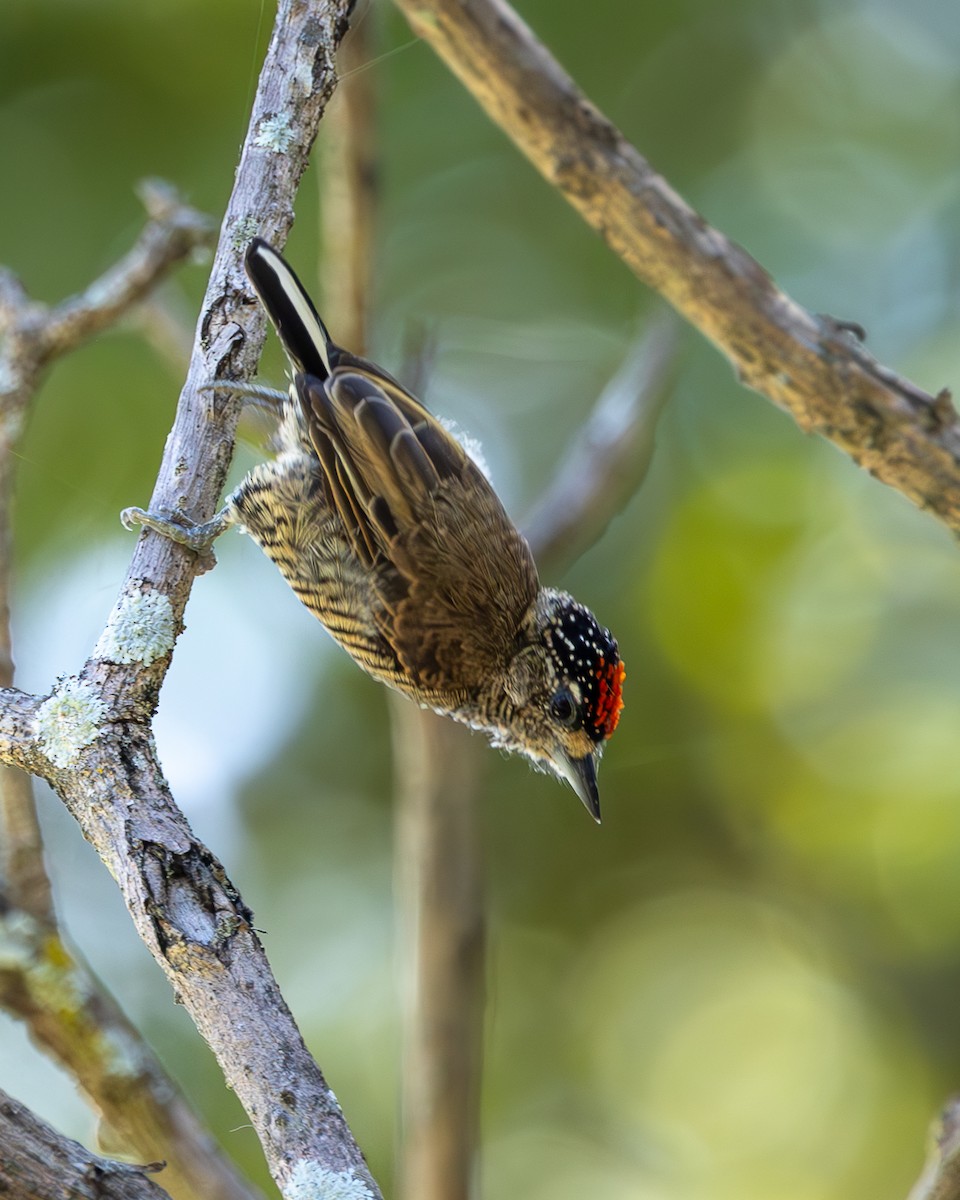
<box><xmin>550</xmin><ymin>689</ymin><xmax>578</xmax><ymax>728</ymax></box>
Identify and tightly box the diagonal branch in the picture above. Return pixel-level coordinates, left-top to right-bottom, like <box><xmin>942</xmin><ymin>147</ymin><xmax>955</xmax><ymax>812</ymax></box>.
<box><xmin>0</xmin><ymin>0</ymin><xmax>384</xmax><ymax>1196</ymax></box>
<box><xmin>0</xmin><ymin>1086</ymin><xmax>171</xmax><ymax>1200</ymax></box>
<box><xmin>0</xmin><ymin>183</ymin><xmax>261</xmax><ymax>1200</ymax></box>
<box><xmin>392</xmin><ymin>0</ymin><xmax>960</xmax><ymax>532</ymax></box>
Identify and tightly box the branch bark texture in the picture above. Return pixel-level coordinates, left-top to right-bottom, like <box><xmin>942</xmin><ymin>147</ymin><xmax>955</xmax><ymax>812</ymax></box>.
<box><xmin>68</xmin><ymin>0</ymin><xmax>379</xmax><ymax>1189</ymax></box>
<box><xmin>0</xmin><ymin>0</ymin><xmax>383</xmax><ymax>1195</ymax></box>
<box><xmin>0</xmin><ymin>183</ymin><xmax>260</xmax><ymax>1200</ymax></box>
<box><xmin>392</xmin><ymin>0</ymin><xmax>960</xmax><ymax>532</ymax></box>
<box><xmin>0</xmin><ymin>1088</ymin><xmax>170</xmax><ymax>1200</ymax></box>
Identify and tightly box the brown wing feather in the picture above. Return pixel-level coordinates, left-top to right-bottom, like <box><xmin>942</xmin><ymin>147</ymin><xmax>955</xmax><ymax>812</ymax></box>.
<box><xmin>384</xmin><ymin>480</ymin><xmax>539</xmax><ymax>690</ymax></box>
<box><xmin>296</xmin><ymin>366</ymin><xmax>538</xmax><ymax>691</ymax></box>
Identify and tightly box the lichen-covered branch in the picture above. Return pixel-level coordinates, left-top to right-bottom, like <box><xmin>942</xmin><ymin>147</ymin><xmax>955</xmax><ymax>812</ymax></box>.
<box><xmin>0</xmin><ymin>0</ymin><xmax>383</xmax><ymax>1195</ymax></box>
<box><xmin>392</xmin><ymin>0</ymin><xmax>960</xmax><ymax>533</ymax></box>
<box><xmin>0</xmin><ymin>183</ymin><xmax>260</xmax><ymax>1200</ymax></box>
<box><xmin>0</xmin><ymin>897</ymin><xmax>263</xmax><ymax>1200</ymax></box>
<box><xmin>37</xmin><ymin>715</ymin><xmax>377</xmax><ymax>1198</ymax></box>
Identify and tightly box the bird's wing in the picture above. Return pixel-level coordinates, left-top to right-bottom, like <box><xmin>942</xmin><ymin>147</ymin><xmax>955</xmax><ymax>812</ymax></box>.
<box><xmin>298</xmin><ymin>368</ymin><xmax>539</xmax><ymax>689</ymax></box>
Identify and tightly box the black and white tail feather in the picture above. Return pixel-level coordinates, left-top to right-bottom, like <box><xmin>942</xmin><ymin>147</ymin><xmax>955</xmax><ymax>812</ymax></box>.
<box><xmin>245</xmin><ymin>239</ymin><xmax>334</xmax><ymax>380</ymax></box>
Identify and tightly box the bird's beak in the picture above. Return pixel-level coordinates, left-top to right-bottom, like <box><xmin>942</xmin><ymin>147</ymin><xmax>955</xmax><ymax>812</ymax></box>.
<box><xmin>560</xmin><ymin>752</ymin><xmax>601</xmax><ymax>823</ymax></box>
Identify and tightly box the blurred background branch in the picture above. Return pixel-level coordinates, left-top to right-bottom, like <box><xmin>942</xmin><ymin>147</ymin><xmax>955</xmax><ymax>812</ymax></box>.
<box><xmin>388</xmin><ymin>316</ymin><xmax>679</xmax><ymax>1200</ymax></box>
<box><xmin>320</xmin><ymin>21</ymin><xmax>485</xmax><ymax>1198</ymax></box>
<box><xmin>392</xmin><ymin>0</ymin><xmax>960</xmax><ymax>536</ymax></box>
<box><xmin>319</xmin><ymin>6</ymin><xmax>378</xmax><ymax>355</ymax></box>
<box><xmin>524</xmin><ymin>313</ymin><xmax>679</xmax><ymax>574</ymax></box>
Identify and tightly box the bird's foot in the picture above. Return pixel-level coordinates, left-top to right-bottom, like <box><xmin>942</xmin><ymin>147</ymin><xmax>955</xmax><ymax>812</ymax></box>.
<box><xmin>121</xmin><ymin>505</ymin><xmax>233</xmax><ymax>554</ymax></box>
<box><xmin>198</xmin><ymin>381</ymin><xmax>288</xmax><ymax>413</ymax></box>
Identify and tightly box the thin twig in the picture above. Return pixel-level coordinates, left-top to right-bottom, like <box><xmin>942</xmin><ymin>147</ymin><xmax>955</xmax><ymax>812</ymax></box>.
<box><xmin>0</xmin><ymin>181</ymin><xmax>214</xmax><ymax>919</ymax></box>
<box><xmin>0</xmin><ymin>180</ymin><xmax>214</xmax><ymax>402</ymax></box>
<box><xmin>392</xmin><ymin>0</ymin><xmax>960</xmax><ymax>533</ymax></box>
<box><xmin>133</xmin><ymin>295</ymin><xmax>197</xmax><ymax>375</ymax></box>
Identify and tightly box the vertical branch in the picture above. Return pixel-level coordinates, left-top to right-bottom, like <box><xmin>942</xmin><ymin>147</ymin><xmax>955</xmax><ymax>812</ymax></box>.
<box><xmin>391</xmin><ymin>318</ymin><xmax>677</xmax><ymax>1200</ymax></box>
<box><xmin>392</xmin><ymin>705</ymin><xmax>486</xmax><ymax>1200</ymax></box>
<box><xmin>319</xmin><ymin>10</ymin><xmax>378</xmax><ymax>352</ymax></box>
<box><xmin>908</xmin><ymin>1097</ymin><xmax>960</xmax><ymax>1200</ymax></box>
<box><xmin>391</xmin><ymin>333</ymin><xmax>488</xmax><ymax>1200</ymax></box>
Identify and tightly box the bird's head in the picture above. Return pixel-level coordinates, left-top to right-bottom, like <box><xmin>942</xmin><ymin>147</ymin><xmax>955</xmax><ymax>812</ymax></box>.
<box><xmin>502</xmin><ymin>590</ymin><xmax>625</xmax><ymax>822</ymax></box>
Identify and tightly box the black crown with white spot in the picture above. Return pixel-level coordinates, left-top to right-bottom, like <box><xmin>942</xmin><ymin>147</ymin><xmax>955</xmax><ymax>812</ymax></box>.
<box><xmin>544</xmin><ymin>601</ymin><xmax>624</xmax><ymax>743</ymax></box>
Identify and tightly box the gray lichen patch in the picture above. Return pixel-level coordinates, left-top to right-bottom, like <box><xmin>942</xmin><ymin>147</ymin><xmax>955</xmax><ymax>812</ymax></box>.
<box><xmin>254</xmin><ymin>113</ymin><xmax>296</xmax><ymax>154</ymax></box>
<box><xmin>95</xmin><ymin>587</ymin><xmax>175</xmax><ymax>666</ymax></box>
<box><xmin>35</xmin><ymin>679</ymin><xmax>106</xmax><ymax>767</ymax></box>
<box><xmin>286</xmin><ymin>1161</ymin><xmax>374</xmax><ymax>1200</ymax></box>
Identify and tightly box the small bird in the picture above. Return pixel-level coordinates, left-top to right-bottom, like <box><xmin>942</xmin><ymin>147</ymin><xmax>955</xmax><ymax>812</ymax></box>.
<box><xmin>124</xmin><ymin>239</ymin><xmax>624</xmax><ymax>820</ymax></box>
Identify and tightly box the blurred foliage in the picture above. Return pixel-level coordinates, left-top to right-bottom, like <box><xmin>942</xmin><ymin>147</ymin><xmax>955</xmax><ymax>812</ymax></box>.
<box><xmin>3</xmin><ymin>0</ymin><xmax>960</xmax><ymax>1197</ymax></box>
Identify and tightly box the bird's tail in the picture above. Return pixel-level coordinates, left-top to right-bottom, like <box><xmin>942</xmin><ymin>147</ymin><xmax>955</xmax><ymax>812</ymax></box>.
<box><xmin>244</xmin><ymin>238</ymin><xmax>334</xmax><ymax>380</ymax></box>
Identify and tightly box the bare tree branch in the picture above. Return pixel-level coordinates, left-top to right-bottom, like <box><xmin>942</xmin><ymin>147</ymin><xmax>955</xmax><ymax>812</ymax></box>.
<box><xmin>0</xmin><ymin>183</ymin><xmax>214</xmax><ymax>923</ymax></box>
<box><xmin>386</xmin><ymin>300</ymin><xmax>677</xmax><ymax>1200</ymax></box>
<box><xmin>388</xmin><ymin>318</ymin><xmax>486</xmax><ymax>1200</ymax></box>
<box><xmin>0</xmin><ymin>1087</ymin><xmax>171</xmax><ymax>1200</ymax></box>
<box><xmin>0</xmin><ymin>0</ymin><xmax>384</xmax><ymax>1195</ymax></box>
<box><xmin>524</xmin><ymin>313</ymin><xmax>678</xmax><ymax>573</ymax></box>
<box><xmin>0</xmin><ymin>181</ymin><xmax>214</xmax><ymax>405</ymax></box>
<box><xmin>392</xmin><ymin>0</ymin><xmax>960</xmax><ymax>533</ymax></box>
<box><xmin>0</xmin><ymin>898</ymin><xmax>263</xmax><ymax>1200</ymax></box>
<box><xmin>320</xmin><ymin>12</ymin><xmax>378</xmax><ymax>353</ymax></box>
<box><xmin>0</xmin><ymin>180</ymin><xmax>214</xmax><ymax>919</ymax></box>
<box><xmin>0</xmin><ymin>184</ymin><xmax>261</xmax><ymax>1200</ymax></box>
<box><xmin>392</xmin><ymin>703</ymin><xmax>486</xmax><ymax>1200</ymax></box>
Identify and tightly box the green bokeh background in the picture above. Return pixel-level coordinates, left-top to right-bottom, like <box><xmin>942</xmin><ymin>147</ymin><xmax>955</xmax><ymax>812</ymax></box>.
<box><xmin>4</xmin><ymin>1</ymin><xmax>960</xmax><ymax>1197</ymax></box>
